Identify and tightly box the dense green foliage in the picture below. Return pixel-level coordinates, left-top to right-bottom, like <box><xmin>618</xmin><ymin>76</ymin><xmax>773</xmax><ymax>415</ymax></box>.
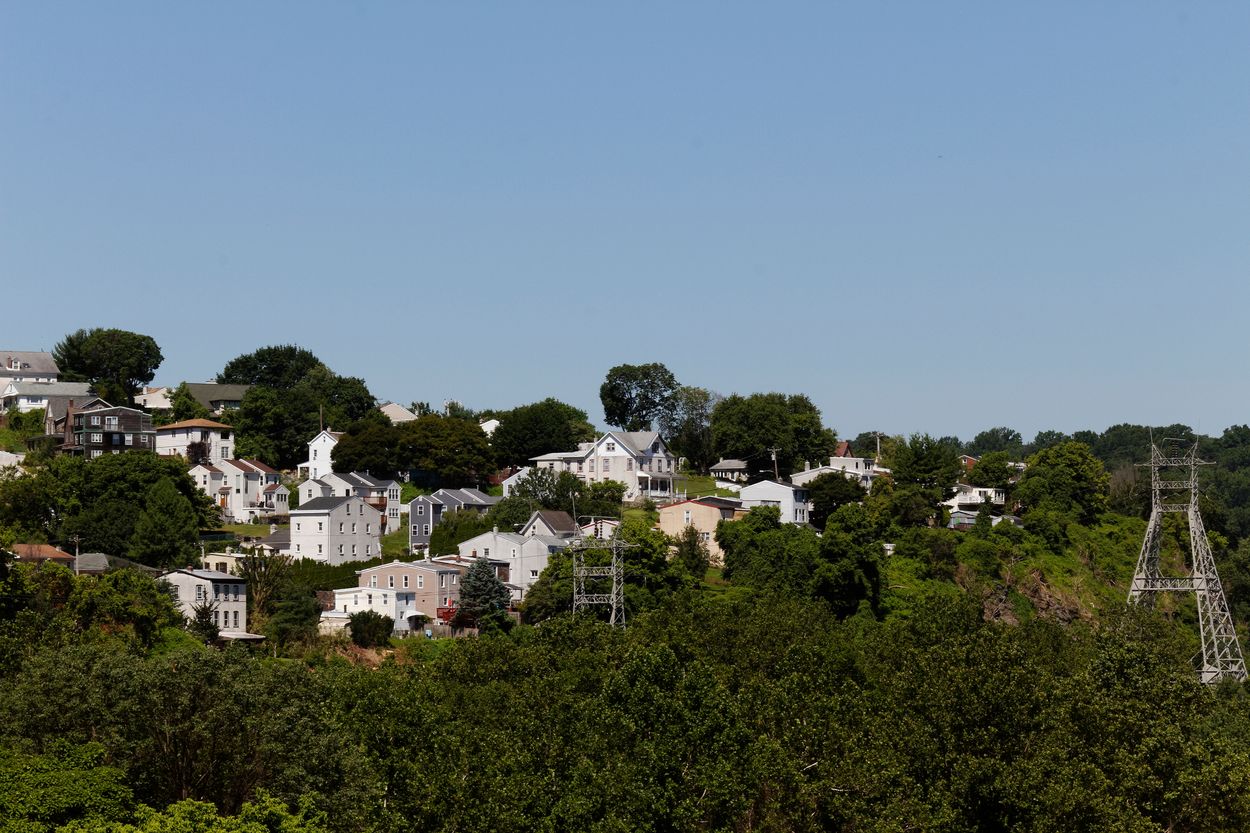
<box><xmin>710</xmin><ymin>392</ymin><xmax>837</xmax><ymax>477</ymax></box>
<box><xmin>489</xmin><ymin>398</ymin><xmax>596</xmax><ymax>468</ymax></box>
<box><xmin>599</xmin><ymin>362</ymin><xmax>679</xmax><ymax>432</ymax></box>
<box><xmin>52</xmin><ymin>328</ymin><xmax>163</xmax><ymax>406</ymax></box>
<box><xmin>332</xmin><ymin>414</ymin><xmax>494</xmax><ymax>486</ymax></box>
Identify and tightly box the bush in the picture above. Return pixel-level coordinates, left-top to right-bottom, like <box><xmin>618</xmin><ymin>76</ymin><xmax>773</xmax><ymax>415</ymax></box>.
<box><xmin>348</xmin><ymin>610</ymin><xmax>393</xmax><ymax>648</ymax></box>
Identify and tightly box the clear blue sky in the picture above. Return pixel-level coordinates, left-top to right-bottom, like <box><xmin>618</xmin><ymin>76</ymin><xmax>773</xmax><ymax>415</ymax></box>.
<box><xmin>4</xmin><ymin>3</ymin><xmax>1248</xmax><ymax>442</ymax></box>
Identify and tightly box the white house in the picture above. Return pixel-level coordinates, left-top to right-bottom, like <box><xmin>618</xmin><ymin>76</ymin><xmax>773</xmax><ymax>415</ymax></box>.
<box><xmin>1</xmin><ymin>381</ymin><xmax>92</xmax><ymax>414</ymax></box>
<box><xmin>191</xmin><ymin>458</ymin><xmax>290</xmax><ymax>522</ymax></box>
<box><xmin>456</xmin><ymin>528</ymin><xmax>571</xmax><ymax>601</ymax></box>
<box><xmin>528</xmin><ymin>431</ymin><xmax>679</xmax><ymax>501</ymax></box>
<box><xmin>136</xmin><ymin>386</ymin><xmax>172</xmax><ymax>410</ymax></box>
<box><xmin>289</xmin><ymin>495</ymin><xmax>382</xmax><ymax>564</ymax></box>
<box><xmin>302</xmin><ymin>471</ymin><xmax>404</xmax><ymax>526</ymax></box>
<box><xmin>739</xmin><ymin>480</ymin><xmax>812</xmax><ymax>525</ymax></box>
<box><xmin>502</xmin><ymin>467</ymin><xmax>531</xmax><ymax>497</ymax></box>
<box><xmin>161</xmin><ymin>568</ymin><xmax>250</xmax><ymax>636</ymax></box>
<box><xmin>943</xmin><ymin>484</ymin><xmax>1007</xmax><ymax>513</ymax></box>
<box><xmin>790</xmin><ymin>455</ymin><xmax>890</xmax><ymax>490</ymax></box>
<box><xmin>323</xmin><ymin>559</ymin><xmax>469</xmax><ymax>633</ymax></box>
<box><xmin>519</xmin><ymin>509</ymin><xmax>578</xmax><ymax>538</ymax></box>
<box><xmin>297</xmin><ymin>429</ymin><xmax>343</xmax><ymax>481</ymax></box>
<box><xmin>479</xmin><ymin>418</ymin><xmax>501</xmax><ymax>437</ymax></box>
<box><xmin>156</xmin><ymin>419</ymin><xmax>235</xmax><ymax>463</ymax></box>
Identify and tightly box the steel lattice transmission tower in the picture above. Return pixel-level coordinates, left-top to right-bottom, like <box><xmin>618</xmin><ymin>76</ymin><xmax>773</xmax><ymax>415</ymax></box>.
<box><xmin>570</xmin><ymin>532</ymin><xmax>629</xmax><ymax>628</ymax></box>
<box><xmin>1128</xmin><ymin>441</ymin><xmax>1247</xmax><ymax>683</ymax></box>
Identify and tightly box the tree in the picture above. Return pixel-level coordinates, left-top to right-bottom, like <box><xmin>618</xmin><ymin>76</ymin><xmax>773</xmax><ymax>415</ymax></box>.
<box><xmin>806</xmin><ymin>471</ymin><xmax>868</xmax><ymax>532</ymax></box>
<box><xmin>217</xmin><ymin>344</ymin><xmax>323</xmax><ymax>389</ymax></box>
<box><xmin>129</xmin><ymin>480</ymin><xmax>201</xmax><ymax>568</ymax></box>
<box><xmin>1015</xmin><ymin>440</ymin><xmax>1110</xmax><ymax>524</ymax></box>
<box><xmin>188</xmin><ymin>599</ymin><xmax>220</xmax><ymax>644</ymax></box>
<box><xmin>710</xmin><ymin>392</ymin><xmax>837</xmax><ymax>477</ymax></box>
<box><xmin>166</xmin><ymin>381</ymin><xmax>211</xmax><ymax>423</ymax></box>
<box><xmin>491</xmin><ymin>398</ymin><xmax>596</xmax><ymax>468</ymax></box>
<box><xmin>600</xmin><ymin>362</ymin><xmax>679</xmax><ymax>432</ymax></box>
<box><xmin>888</xmin><ymin>433</ymin><xmax>963</xmax><ymax>526</ymax></box>
<box><xmin>234</xmin><ymin>552</ymin><xmax>291</xmax><ymax>633</ymax></box>
<box><xmin>331</xmin><ymin>422</ymin><xmax>402</xmax><ymax>478</ymax></box>
<box><xmin>659</xmin><ymin>386</ymin><xmax>721</xmax><ymax>473</ymax></box>
<box><xmin>428</xmin><ymin>509</ymin><xmax>493</xmax><ymax>556</ymax></box>
<box><xmin>813</xmin><ymin>503</ymin><xmax>881</xmax><ymax>618</ymax></box>
<box><xmin>672</xmin><ymin>524</ymin><xmax>710</xmax><ymax>578</ymax></box>
<box><xmin>485</xmin><ymin>496</ymin><xmax>536</xmax><ymax>531</ymax></box>
<box><xmin>52</xmin><ymin>328</ymin><xmax>98</xmax><ymax>383</ymax></box>
<box><xmin>66</xmin><ymin>569</ymin><xmax>183</xmax><ymax>647</ymax></box>
<box><xmin>965</xmin><ymin>427</ymin><xmax>1023</xmax><ymax>458</ymax></box>
<box><xmin>348</xmin><ymin>609</ymin><xmax>394</xmax><ymax>647</ymax></box>
<box><xmin>455</xmin><ymin>559</ymin><xmax>513</xmax><ymax>630</ymax></box>
<box><xmin>73</xmin><ymin>328</ymin><xmax>163</xmax><ymax>406</ymax></box>
<box><xmin>395</xmin><ymin>415</ymin><xmax>494</xmax><ymax>487</ymax></box>
<box><xmin>967</xmin><ymin>450</ymin><xmax>1013</xmax><ymax>489</ymax></box>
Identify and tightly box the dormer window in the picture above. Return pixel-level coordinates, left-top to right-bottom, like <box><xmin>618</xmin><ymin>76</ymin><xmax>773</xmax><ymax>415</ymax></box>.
<box><xmin>605</xmin><ymin>442</ymin><xmax>616</xmax><ymax>452</ymax></box>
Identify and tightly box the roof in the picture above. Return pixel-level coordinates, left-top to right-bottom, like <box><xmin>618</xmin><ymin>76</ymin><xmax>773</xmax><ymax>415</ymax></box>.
<box><xmin>11</xmin><ymin>543</ymin><xmax>74</xmax><ymax>561</ymax></box>
<box><xmin>613</xmin><ymin>431</ymin><xmax>662</xmax><ymax>455</ymax></box>
<box><xmin>662</xmin><ymin>496</ymin><xmax>743</xmax><ymax>511</ymax></box>
<box><xmin>244</xmin><ymin>458</ymin><xmax>276</xmax><ymax>473</ymax></box>
<box><xmin>2</xmin><ymin>381</ymin><xmax>93</xmax><ymax>397</ymax></box>
<box><xmin>711</xmin><ymin>459</ymin><xmax>749</xmax><ymax>470</ymax></box>
<box><xmin>525</xmin><ymin>509</ymin><xmax>577</xmax><ymax>535</ymax></box>
<box><xmin>163</xmin><ymin>568</ymin><xmax>240</xmax><ymax>582</ymax></box>
<box><xmin>379</xmin><ymin>402</ymin><xmax>417</xmax><ymax>423</ymax></box>
<box><xmin>156</xmin><ymin>418</ymin><xmax>233</xmax><ymax>432</ymax></box>
<box><xmin>74</xmin><ymin>553</ymin><xmax>111</xmax><ymax>572</ymax></box>
<box><xmin>184</xmin><ymin>383</ymin><xmax>252</xmax><ymax>409</ymax></box>
<box><xmin>834</xmin><ymin>441</ymin><xmax>852</xmax><ymax>457</ymax></box>
<box><xmin>291</xmin><ymin>495</ymin><xmax>353</xmax><ymax>513</ymax></box>
<box><xmin>0</xmin><ymin>351</ymin><xmax>60</xmax><ymax>377</ymax></box>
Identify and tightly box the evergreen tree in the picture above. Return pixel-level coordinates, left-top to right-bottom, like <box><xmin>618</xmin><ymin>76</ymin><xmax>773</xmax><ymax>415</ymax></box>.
<box><xmin>456</xmin><ymin>559</ymin><xmax>512</xmax><ymax>630</ymax></box>
<box><xmin>128</xmin><ymin>480</ymin><xmax>200</xmax><ymax>568</ymax></box>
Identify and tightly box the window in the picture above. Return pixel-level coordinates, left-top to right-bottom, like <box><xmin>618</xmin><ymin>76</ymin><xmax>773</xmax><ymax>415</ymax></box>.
<box><xmin>317</xmin><ymin>544</ymin><xmax>323</xmax><ymax>553</ymax></box>
<box><xmin>388</xmin><ymin>575</ymin><xmax>394</xmax><ymax>588</ymax></box>
<box><xmin>313</xmin><ymin>449</ymin><xmax>317</xmax><ymax>459</ymax></box>
<box><xmin>351</xmin><ymin>545</ymin><xmax>357</xmax><ymax>555</ymax></box>
<box><xmin>588</xmin><ymin>460</ymin><xmax>595</xmax><ymax>472</ymax></box>
<box><xmin>90</xmin><ymin>449</ymin><xmax>103</xmax><ymax>458</ymax></box>
<box><xmin>339</xmin><ymin>523</ymin><xmax>344</xmax><ymax>533</ymax></box>
<box><xmin>530</xmin><ymin>569</ymin><xmax>539</xmax><ymax>579</ymax></box>
<box><xmin>139</xmin><ymin>435</ymin><xmax>148</xmax><ymax>446</ymax></box>
<box><xmin>366</xmin><ymin>523</ymin><xmax>371</xmax><ymax>534</ymax></box>
<box><xmin>577</xmin><ymin>461</ymin><xmax>583</xmax><ymax>472</ymax></box>
<box><xmin>606</xmin><ymin>442</ymin><xmax>616</xmax><ymax>452</ymax></box>
<box><xmin>627</xmin><ymin>459</ymin><xmax>633</xmax><ymax>470</ymax></box>
<box><xmin>684</xmin><ymin>510</ymin><xmax>692</xmax><ymax>525</ymax></box>
<box><xmin>90</xmin><ymin>433</ymin><xmax>103</xmax><ymax>443</ymax></box>
<box><xmin>417</xmin><ymin>504</ymin><xmax>425</xmax><ymax>516</ymax></box>
<box><xmin>318</xmin><ymin>522</ymin><xmax>323</xmax><ymax>532</ymax></box>
<box><xmin>351</xmin><ymin>523</ymin><xmax>357</xmax><ymax>534</ymax></box>
<box><xmin>195</xmin><ymin>585</ymin><xmax>204</xmax><ymax>600</ymax></box>
<box><xmin>451</xmin><ymin>574</ymin><xmax>457</xmax><ymax>585</ymax></box>
<box><xmin>389</xmin><ymin>509</ymin><xmax>398</xmax><ymax>518</ymax></box>
<box><xmin>221</xmin><ymin>446</ymin><xmax>229</xmax><ymax>458</ymax></box>
<box><xmin>124</xmin><ymin>433</ymin><xmax>133</xmax><ymax>446</ymax></box>
<box><xmin>367</xmin><ymin>593</ymin><xmax>373</xmax><ymax>604</ymax></box>
<box><xmin>296</xmin><ymin>544</ymin><xmax>301</xmax><ymax>552</ymax></box>
<box><xmin>370</xmin><ymin>576</ymin><xmax>377</xmax><ymax>588</ymax></box>
<box><xmin>90</xmin><ymin>415</ymin><xmax>101</xmax><ymax>426</ymax></box>
<box><xmin>423</xmin><ymin>524</ymin><xmax>430</xmax><ymax>535</ymax></box>
<box><xmin>233</xmin><ymin>610</ymin><xmax>239</xmax><ymax>629</ymax></box>
<box><xmin>440</xmin><ymin>575</ymin><xmax>446</xmax><ymax>588</ymax></box>
<box><xmin>602</xmin><ymin>458</ymin><xmax>610</xmax><ymax>472</ymax></box>
<box><xmin>105</xmin><ymin>416</ymin><xmax>118</xmax><ymax>428</ymax></box>
<box><xmin>484</xmin><ymin>548</ymin><xmax>490</xmax><ymax>557</ymax></box>
<box><xmin>338</xmin><ymin>544</ymin><xmax>343</xmax><ymax>555</ymax></box>
<box><xmin>366</xmin><ymin>545</ymin><xmax>371</xmax><ymax>555</ymax></box>
<box><xmin>403</xmin><ymin>575</ymin><xmax>409</xmax><ymax>588</ymax></box>
<box><xmin>652</xmin><ymin>442</ymin><xmax>660</xmax><ymax>452</ymax></box>
<box><xmin>417</xmin><ymin>575</ymin><xmax>424</xmax><ymax>588</ymax></box>
<box><xmin>296</xmin><ymin>523</ymin><xmax>301</xmax><ymax>532</ymax></box>
<box><xmin>213</xmin><ymin>610</ymin><xmax>220</xmax><ymax>626</ymax></box>
<box><xmin>411</xmin><ymin>525</ymin><xmax>419</xmax><ymax>535</ymax></box>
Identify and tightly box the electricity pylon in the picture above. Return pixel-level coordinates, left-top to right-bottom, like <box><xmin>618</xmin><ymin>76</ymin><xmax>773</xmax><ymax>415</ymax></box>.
<box><xmin>1127</xmin><ymin>441</ymin><xmax>1246</xmax><ymax>683</ymax></box>
<box><xmin>571</xmin><ymin>532</ymin><xmax>629</xmax><ymax>628</ymax></box>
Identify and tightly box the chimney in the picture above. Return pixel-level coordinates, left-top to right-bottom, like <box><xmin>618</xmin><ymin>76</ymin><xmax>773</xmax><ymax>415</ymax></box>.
<box><xmin>804</xmin><ymin>460</ymin><xmax>810</xmax><ymax>471</ymax></box>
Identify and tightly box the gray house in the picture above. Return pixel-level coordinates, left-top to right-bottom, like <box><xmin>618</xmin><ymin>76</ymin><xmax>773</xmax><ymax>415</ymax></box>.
<box><xmin>408</xmin><ymin>488</ymin><xmax>499</xmax><ymax>552</ymax></box>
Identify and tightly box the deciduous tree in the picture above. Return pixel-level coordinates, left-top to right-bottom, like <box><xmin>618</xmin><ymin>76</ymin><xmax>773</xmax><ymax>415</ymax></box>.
<box><xmin>491</xmin><ymin>399</ymin><xmax>596</xmax><ymax>468</ymax></box>
<box><xmin>600</xmin><ymin>362</ymin><xmax>679</xmax><ymax>432</ymax></box>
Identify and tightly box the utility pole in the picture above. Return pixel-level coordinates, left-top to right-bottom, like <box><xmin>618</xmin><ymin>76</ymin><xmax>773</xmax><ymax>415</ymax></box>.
<box><xmin>1128</xmin><ymin>440</ymin><xmax>1246</xmax><ymax>683</ymax></box>
<box><xmin>768</xmin><ymin>447</ymin><xmax>780</xmax><ymax>481</ymax></box>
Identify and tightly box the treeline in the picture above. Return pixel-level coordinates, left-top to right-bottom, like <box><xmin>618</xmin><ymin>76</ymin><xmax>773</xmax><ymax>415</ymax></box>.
<box><xmin>4</xmin><ymin>573</ymin><xmax>1250</xmax><ymax>832</ymax></box>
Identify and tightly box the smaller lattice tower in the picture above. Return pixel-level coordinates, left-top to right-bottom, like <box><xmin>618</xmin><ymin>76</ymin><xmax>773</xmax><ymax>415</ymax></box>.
<box><xmin>570</xmin><ymin>531</ymin><xmax>629</xmax><ymax>628</ymax></box>
<box><xmin>1128</xmin><ymin>440</ymin><xmax>1246</xmax><ymax>683</ymax></box>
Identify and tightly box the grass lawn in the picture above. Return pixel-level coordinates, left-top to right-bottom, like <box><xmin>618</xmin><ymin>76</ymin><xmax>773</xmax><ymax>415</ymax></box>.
<box><xmin>673</xmin><ymin>474</ymin><xmax>738</xmax><ymax>499</ymax></box>
<box><xmin>381</xmin><ymin>525</ymin><xmax>408</xmax><ymax>559</ymax></box>
<box><xmin>218</xmin><ymin>523</ymin><xmax>281</xmax><ymax>539</ymax></box>
<box><xmin>701</xmin><ymin>567</ymin><xmax>754</xmax><ymax>603</ymax></box>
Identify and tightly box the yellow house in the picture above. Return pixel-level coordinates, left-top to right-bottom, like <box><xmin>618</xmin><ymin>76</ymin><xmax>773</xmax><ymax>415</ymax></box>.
<box><xmin>656</xmin><ymin>497</ymin><xmax>746</xmax><ymax>566</ymax></box>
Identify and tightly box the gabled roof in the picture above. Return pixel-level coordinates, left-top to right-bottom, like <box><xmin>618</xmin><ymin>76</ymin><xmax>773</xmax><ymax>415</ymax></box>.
<box><xmin>663</xmin><ymin>496</ymin><xmax>743</xmax><ymax>511</ymax></box>
<box><xmin>156</xmin><ymin>418</ymin><xmax>233</xmax><ymax>432</ymax></box>
<box><xmin>11</xmin><ymin>543</ymin><xmax>74</xmax><ymax>561</ymax></box>
<box><xmin>522</xmin><ymin>509</ymin><xmax>577</xmax><ymax>536</ymax></box>
<box><xmin>243</xmin><ymin>458</ymin><xmax>276</xmax><ymax>474</ymax></box>
<box><xmin>184</xmin><ymin>383</ymin><xmax>252</xmax><ymax>409</ymax></box>
<box><xmin>834</xmin><ymin>441</ymin><xmax>852</xmax><ymax>457</ymax></box>
<box><xmin>2</xmin><ymin>381</ymin><xmax>92</xmax><ymax>397</ymax></box>
<box><xmin>291</xmin><ymin>495</ymin><xmax>353</xmax><ymax>513</ymax></box>
<box><xmin>379</xmin><ymin>402</ymin><xmax>417</xmax><ymax>423</ymax></box>
<box><xmin>611</xmin><ymin>431</ymin><xmax>663</xmax><ymax>455</ymax></box>
<box><xmin>711</xmin><ymin>458</ymin><xmax>749</xmax><ymax>470</ymax></box>
<box><xmin>0</xmin><ymin>351</ymin><xmax>60</xmax><ymax>377</ymax></box>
